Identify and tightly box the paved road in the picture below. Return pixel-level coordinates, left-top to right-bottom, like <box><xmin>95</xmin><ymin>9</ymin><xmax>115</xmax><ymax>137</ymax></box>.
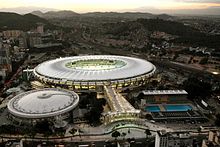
<box><xmin>20</xmin><ymin>137</ymin><xmax>153</xmax><ymax>147</ymax></box>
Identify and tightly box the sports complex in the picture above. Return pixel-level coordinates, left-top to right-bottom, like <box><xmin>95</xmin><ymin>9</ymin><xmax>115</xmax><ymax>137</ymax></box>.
<box><xmin>33</xmin><ymin>55</ymin><xmax>156</xmax><ymax>91</ymax></box>
<box><xmin>30</xmin><ymin>55</ymin><xmax>156</xmax><ymax>124</ymax></box>
<box><xmin>7</xmin><ymin>55</ymin><xmax>205</xmax><ymax>125</ymax></box>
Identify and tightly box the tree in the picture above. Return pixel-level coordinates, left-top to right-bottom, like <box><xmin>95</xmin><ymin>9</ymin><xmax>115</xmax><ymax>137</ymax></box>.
<box><xmin>79</xmin><ymin>93</ymin><xmax>91</xmax><ymax>109</ymax></box>
<box><xmin>35</xmin><ymin>120</ymin><xmax>52</xmax><ymax>135</ymax></box>
<box><xmin>197</xmin><ymin>127</ymin><xmax>202</xmax><ymax>134</ymax></box>
<box><xmin>145</xmin><ymin>114</ymin><xmax>153</xmax><ymax>120</ymax></box>
<box><xmin>28</xmin><ymin>127</ymin><xmax>37</xmax><ymax>139</ymax></box>
<box><xmin>84</xmin><ymin>97</ymin><xmax>105</xmax><ymax>125</ymax></box>
<box><xmin>111</xmin><ymin>131</ymin><xmax>120</xmax><ymax>140</ymax></box>
<box><xmin>121</xmin><ymin>132</ymin><xmax>126</xmax><ymax>140</ymax></box>
<box><xmin>137</xmin><ymin>93</ymin><xmax>144</xmax><ymax>100</ymax></box>
<box><xmin>145</xmin><ymin>129</ymin><xmax>151</xmax><ymax>138</ymax></box>
<box><xmin>183</xmin><ymin>77</ymin><xmax>211</xmax><ymax>100</ymax></box>
<box><xmin>98</xmin><ymin>98</ymin><xmax>106</xmax><ymax>106</ymax></box>
<box><xmin>199</xmin><ymin>57</ymin><xmax>208</xmax><ymax>65</ymax></box>
<box><xmin>215</xmin><ymin>114</ymin><xmax>220</xmax><ymax>127</ymax></box>
<box><xmin>151</xmin><ymin>80</ymin><xmax>159</xmax><ymax>87</ymax></box>
<box><xmin>69</xmin><ymin>128</ymin><xmax>77</xmax><ymax>135</ymax></box>
<box><xmin>173</xmin><ymin>53</ymin><xmax>179</xmax><ymax>60</ymax></box>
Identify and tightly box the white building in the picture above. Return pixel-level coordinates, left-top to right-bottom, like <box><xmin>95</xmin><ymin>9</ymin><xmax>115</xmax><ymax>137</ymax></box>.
<box><xmin>33</xmin><ymin>55</ymin><xmax>156</xmax><ymax>91</ymax></box>
<box><xmin>7</xmin><ymin>88</ymin><xmax>79</xmax><ymax>126</ymax></box>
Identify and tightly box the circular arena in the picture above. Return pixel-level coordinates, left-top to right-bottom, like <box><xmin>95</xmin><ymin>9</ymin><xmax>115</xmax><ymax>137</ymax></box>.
<box><xmin>7</xmin><ymin>88</ymin><xmax>79</xmax><ymax>124</ymax></box>
<box><xmin>33</xmin><ymin>55</ymin><xmax>156</xmax><ymax>90</ymax></box>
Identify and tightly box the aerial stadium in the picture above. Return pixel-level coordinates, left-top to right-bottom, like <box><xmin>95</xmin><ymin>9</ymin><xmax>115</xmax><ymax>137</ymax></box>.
<box><xmin>23</xmin><ymin>55</ymin><xmax>156</xmax><ymax>125</ymax></box>
<box><xmin>7</xmin><ymin>88</ymin><xmax>79</xmax><ymax>126</ymax></box>
<box><xmin>33</xmin><ymin>55</ymin><xmax>156</xmax><ymax>91</ymax></box>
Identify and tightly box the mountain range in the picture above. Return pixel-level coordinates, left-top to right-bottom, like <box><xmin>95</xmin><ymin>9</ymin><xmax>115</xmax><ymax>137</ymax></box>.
<box><xmin>128</xmin><ymin>6</ymin><xmax>220</xmax><ymax>16</ymax></box>
<box><xmin>31</xmin><ymin>11</ymin><xmax>175</xmax><ymax>20</ymax></box>
<box><xmin>31</xmin><ymin>10</ymin><xmax>80</xmax><ymax>19</ymax></box>
<box><xmin>0</xmin><ymin>11</ymin><xmax>175</xmax><ymax>31</ymax></box>
<box><xmin>0</xmin><ymin>12</ymin><xmax>55</xmax><ymax>31</ymax></box>
<box><xmin>0</xmin><ymin>6</ymin><xmax>220</xmax><ymax>15</ymax></box>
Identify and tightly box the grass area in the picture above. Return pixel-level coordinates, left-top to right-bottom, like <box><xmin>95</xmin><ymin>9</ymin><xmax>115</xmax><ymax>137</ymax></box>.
<box><xmin>65</xmin><ymin>59</ymin><xmax>126</xmax><ymax>70</ymax></box>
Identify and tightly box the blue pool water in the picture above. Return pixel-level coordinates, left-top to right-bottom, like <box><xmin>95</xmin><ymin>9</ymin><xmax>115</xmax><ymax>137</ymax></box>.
<box><xmin>145</xmin><ymin>106</ymin><xmax>160</xmax><ymax>112</ymax></box>
<box><xmin>164</xmin><ymin>105</ymin><xmax>192</xmax><ymax>112</ymax></box>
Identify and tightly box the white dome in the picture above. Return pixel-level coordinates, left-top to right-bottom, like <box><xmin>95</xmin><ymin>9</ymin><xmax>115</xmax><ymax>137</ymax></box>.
<box><xmin>7</xmin><ymin>88</ymin><xmax>79</xmax><ymax>118</ymax></box>
<box><xmin>33</xmin><ymin>55</ymin><xmax>156</xmax><ymax>82</ymax></box>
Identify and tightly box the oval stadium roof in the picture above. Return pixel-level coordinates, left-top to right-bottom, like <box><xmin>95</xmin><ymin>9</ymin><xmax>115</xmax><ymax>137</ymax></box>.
<box><xmin>33</xmin><ymin>55</ymin><xmax>156</xmax><ymax>82</ymax></box>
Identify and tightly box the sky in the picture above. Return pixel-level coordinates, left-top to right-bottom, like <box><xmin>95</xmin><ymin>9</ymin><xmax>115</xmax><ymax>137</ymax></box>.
<box><xmin>0</xmin><ymin>0</ymin><xmax>220</xmax><ymax>13</ymax></box>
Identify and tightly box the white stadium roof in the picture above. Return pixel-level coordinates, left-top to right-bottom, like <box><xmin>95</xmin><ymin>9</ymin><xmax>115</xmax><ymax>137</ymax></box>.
<box><xmin>33</xmin><ymin>55</ymin><xmax>156</xmax><ymax>82</ymax></box>
<box><xmin>142</xmin><ymin>90</ymin><xmax>188</xmax><ymax>95</ymax></box>
<box><xmin>7</xmin><ymin>88</ymin><xmax>79</xmax><ymax>118</ymax></box>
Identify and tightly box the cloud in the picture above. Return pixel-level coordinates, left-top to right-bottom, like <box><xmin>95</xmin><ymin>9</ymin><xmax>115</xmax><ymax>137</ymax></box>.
<box><xmin>0</xmin><ymin>6</ymin><xmax>58</xmax><ymax>14</ymax></box>
<box><xmin>176</xmin><ymin>0</ymin><xmax>220</xmax><ymax>3</ymax></box>
<box><xmin>131</xmin><ymin>5</ymin><xmax>220</xmax><ymax>15</ymax></box>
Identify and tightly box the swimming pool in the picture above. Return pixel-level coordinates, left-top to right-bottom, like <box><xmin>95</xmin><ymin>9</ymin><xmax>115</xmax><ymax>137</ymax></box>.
<box><xmin>164</xmin><ymin>105</ymin><xmax>192</xmax><ymax>112</ymax></box>
<box><xmin>145</xmin><ymin>106</ymin><xmax>160</xmax><ymax>112</ymax></box>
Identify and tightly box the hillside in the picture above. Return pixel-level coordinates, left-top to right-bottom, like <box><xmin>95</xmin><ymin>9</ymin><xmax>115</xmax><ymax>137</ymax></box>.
<box><xmin>100</xmin><ymin>19</ymin><xmax>220</xmax><ymax>48</ymax></box>
<box><xmin>32</xmin><ymin>10</ymin><xmax>80</xmax><ymax>19</ymax></box>
<box><xmin>103</xmin><ymin>18</ymin><xmax>201</xmax><ymax>38</ymax></box>
<box><xmin>82</xmin><ymin>12</ymin><xmax>154</xmax><ymax>19</ymax></box>
<box><xmin>31</xmin><ymin>10</ymin><xmax>175</xmax><ymax>20</ymax></box>
<box><xmin>0</xmin><ymin>12</ymin><xmax>55</xmax><ymax>31</ymax></box>
<box><xmin>136</xmin><ymin>18</ymin><xmax>201</xmax><ymax>37</ymax></box>
<box><xmin>83</xmin><ymin>12</ymin><xmax>175</xmax><ymax>20</ymax></box>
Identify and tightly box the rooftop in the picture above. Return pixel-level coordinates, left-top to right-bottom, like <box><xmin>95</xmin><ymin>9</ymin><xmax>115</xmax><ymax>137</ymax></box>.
<box><xmin>34</xmin><ymin>55</ymin><xmax>156</xmax><ymax>82</ymax></box>
<box><xmin>142</xmin><ymin>90</ymin><xmax>188</xmax><ymax>95</ymax></box>
<box><xmin>7</xmin><ymin>88</ymin><xmax>79</xmax><ymax>118</ymax></box>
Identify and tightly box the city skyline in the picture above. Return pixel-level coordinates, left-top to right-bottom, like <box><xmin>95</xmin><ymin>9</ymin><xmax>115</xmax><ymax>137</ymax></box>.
<box><xmin>0</xmin><ymin>0</ymin><xmax>220</xmax><ymax>14</ymax></box>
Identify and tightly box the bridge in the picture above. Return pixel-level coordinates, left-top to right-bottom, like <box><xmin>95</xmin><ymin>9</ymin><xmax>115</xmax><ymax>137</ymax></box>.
<box><xmin>102</xmin><ymin>86</ymin><xmax>140</xmax><ymax>125</ymax></box>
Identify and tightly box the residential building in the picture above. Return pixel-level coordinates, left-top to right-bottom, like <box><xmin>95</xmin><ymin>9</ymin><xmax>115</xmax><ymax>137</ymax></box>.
<box><xmin>18</xmin><ymin>32</ymin><xmax>28</xmax><ymax>48</ymax></box>
<box><xmin>0</xmin><ymin>41</ymin><xmax>12</xmax><ymax>84</ymax></box>
<box><xmin>27</xmin><ymin>32</ymin><xmax>42</xmax><ymax>48</ymax></box>
<box><xmin>155</xmin><ymin>131</ymin><xmax>193</xmax><ymax>147</ymax></box>
<box><xmin>202</xmin><ymin>130</ymin><xmax>220</xmax><ymax>147</ymax></box>
<box><xmin>36</xmin><ymin>23</ymin><xmax>44</xmax><ymax>34</ymax></box>
<box><xmin>3</xmin><ymin>30</ymin><xmax>23</xmax><ymax>39</ymax></box>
